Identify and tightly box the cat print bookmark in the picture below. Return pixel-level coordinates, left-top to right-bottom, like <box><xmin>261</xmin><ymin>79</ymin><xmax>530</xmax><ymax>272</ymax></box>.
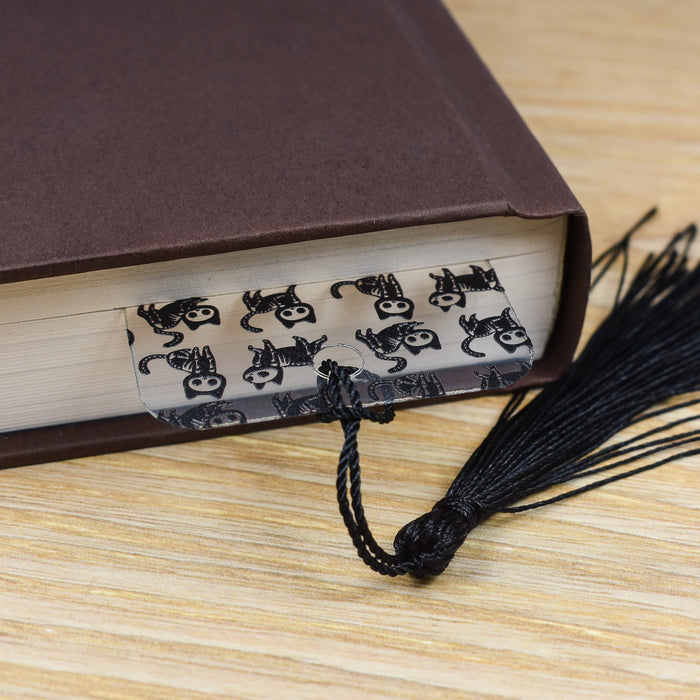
<box><xmin>124</xmin><ymin>260</ymin><xmax>534</xmax><ymax>429</ymax></box>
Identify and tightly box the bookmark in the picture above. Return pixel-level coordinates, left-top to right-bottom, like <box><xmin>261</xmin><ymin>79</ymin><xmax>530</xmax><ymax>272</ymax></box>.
<box><xmin>125</xmin><ymin>211</ymin><xmax>699</xmax><ymax>579</ymax></box>
<box><xmin>125</xmin><ymin>259</ymin><xmax>534</xmax><ymax>428</ymax></box>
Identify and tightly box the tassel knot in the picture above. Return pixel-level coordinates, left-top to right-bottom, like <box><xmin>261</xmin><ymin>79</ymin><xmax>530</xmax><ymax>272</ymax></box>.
<box><xmin>393</xmin><ymin>499</ymin><xmax>484</xmax><ymax>577</ymax></box>
<box><xmin>435</xmin><ymin>496</ymin><xmax>485</xmax><ymax>530</ymax></box>
<box><xmin>318</xmin><ymin>362</ymin><xmax>395</xmax><ymax>425</ymax></box>
<box><xmin>318</xmin><ymin>404</ymin><xmax>393</xmax><ymax>425</ymax></box>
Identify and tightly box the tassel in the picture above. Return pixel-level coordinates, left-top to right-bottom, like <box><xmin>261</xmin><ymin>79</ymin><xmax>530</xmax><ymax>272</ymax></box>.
<box><xmin>320</xmin><ymin>211</ymin><xmax>699</xmax><ymax>577</ymax></box>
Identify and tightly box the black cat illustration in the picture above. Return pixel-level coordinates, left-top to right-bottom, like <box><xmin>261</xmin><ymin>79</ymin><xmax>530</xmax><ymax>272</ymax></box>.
<box><xmin>240</xmin><ymin>285</ymin><xmax>316</xmax><ymax>333</ymax></box>
<box><xmin>331</xmin><ymin>273</ymin><xmax>414</xmax><ymax>320</ymax></box>
<box><xmin>428</xmin><ymin>266</ymin><xmax>504</xmax><ymax>311</ymax></box>
<box><xmin>137</xmin><ymin>297</ymin><xmax>220</xmax><ymax>346</ymax></box>
<box><xmin>473</xmin><ymin>362</ymin><xmax>532</xmax><ymax>391</ymax></box>
<box><xmin>355</xmin><ymin>322</ymin><xmax>441</xmax><ymax>373</ymax></box>
<box><xmin>243</xmin><ymin>335</ymin><xmax>327</xmax><ymax>390</ymax></box>
<box><xmin>459</xmin><ymin>308</ymin><xmax>532</xmax><ymax>358</ymax></box>
<box><xmin>139</xmin><ymin>345</ymin><xmax>227</xmax><ymax>399</ymax></box>
<box><xmin>368</xmin><ymin>371</ymin><xmax>445</xmax><ymax>401</ymax></box>
<box><xmin>157</xmin><ymin>401</ymin><xmax>246</xmax><ymax>429</ymax></box>
<box><xmin>272</xmin><ymin>391</ymin><xmax>331</xmax><ymax>418</ymax></box>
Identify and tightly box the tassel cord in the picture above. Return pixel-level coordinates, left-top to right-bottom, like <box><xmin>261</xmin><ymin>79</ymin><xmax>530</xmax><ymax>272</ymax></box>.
<box><xmin>502</xmin><ymin>447</ymin><xmax>700</xmax><ymax>513</ymax></box>
<box><xmin>495</xmin><ymin>284</ymin><xmax>699</xmax><ymax>448</ymax></box>
<box><xmin>472</xmin><ymin>262</ymin><xmax>699</xmax><ymax>482</ymax></box>
<box><xmin>479</xmin><ymin>225</ymin><xmax>698</xmax><ymax>468</ymax></box>
<box><xmin>564</xmin><ymin>432</ymin><xmax>700</xmax><ymax>481</ymax></box>
<box><xmin>589</xmin><ymin>206</ymin><xmax>658</xmax><ymax>296</ymax></box>
<box><xmin>451</xmin><ymin>290</ymin><xmax>700</xmax><ymax>506</ymax></box>
<box><xmin>498</xmin><ymin>430</ymin><xmax>700</xmax><ymax>507</ymax></box>
<box><xmin>465</xmin><ymin>370</ymin><xmax>693</xmax><ymax>503</ymax></box>
<box><xmin>472</xmin><ymin>367</ymin><xmax>699</xmax><ymax>508</ymax></box>
<box><xmin>320</xmin><ymin>362</ymin><xmax>414</xmax><ymax>576</ymax></box>
<box><xmin>536</xmin><ymin>416</ymin><xmax>700</xmax><ymax>480</ymax></box>
<box><xmin>632</xmin><ymin>397</ymin><xmax>700</xmax><ymax>424</ymax></box>
<box><xmin>578</xmin><ymin>279</ymin><xmax>698</xmax><ymax>385</ymax></box>
<box><xmin>336</xmin><ymin>417</ymin><xmax>410</xmax><ymax>574</ymax></box>
<box><xmin>440</xmin><ymin>226</ymin><xmax>698</xmax><ymax>515</ymax></box>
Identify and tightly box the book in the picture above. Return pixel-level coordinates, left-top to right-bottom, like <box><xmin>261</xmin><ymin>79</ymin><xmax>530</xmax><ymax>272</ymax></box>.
<box><xmin>0</xmin><ymin>0</ymin><xmax>590</xmax><ymax>468</ymax></box>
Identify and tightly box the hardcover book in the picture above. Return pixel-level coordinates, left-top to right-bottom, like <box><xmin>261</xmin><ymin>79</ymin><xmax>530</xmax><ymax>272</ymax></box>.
<box><xmin>0</xmin><ymin>0</ymin><xmax>590</xmax><ymax>468</ymax></box>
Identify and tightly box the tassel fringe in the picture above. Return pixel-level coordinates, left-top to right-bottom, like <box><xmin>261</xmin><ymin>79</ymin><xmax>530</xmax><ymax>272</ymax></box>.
<box><xmin>321</xmin><ymin>211</ymin><xmax>699</xmax><ymax>577</ymax></box>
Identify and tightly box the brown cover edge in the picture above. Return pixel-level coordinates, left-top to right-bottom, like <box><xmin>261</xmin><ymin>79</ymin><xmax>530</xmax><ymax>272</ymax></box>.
<box><xmin>532</xmin><ymin>210</ymin><xmax>591</xmax><ymax>379</ymax></box>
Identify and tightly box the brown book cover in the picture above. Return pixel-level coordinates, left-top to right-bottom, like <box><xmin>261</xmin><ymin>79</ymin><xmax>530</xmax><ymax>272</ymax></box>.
<box><xmin>0</xmin><ymin>0</ymin><xmax>590</xmax><ymax>468</ymax></box>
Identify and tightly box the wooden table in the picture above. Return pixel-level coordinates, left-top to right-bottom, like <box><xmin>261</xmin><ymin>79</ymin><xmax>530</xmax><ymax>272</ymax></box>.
<box><xmin>2</xmin><ymin>1</ymin><xmax>698</xmax><ymax>697</ymax></box>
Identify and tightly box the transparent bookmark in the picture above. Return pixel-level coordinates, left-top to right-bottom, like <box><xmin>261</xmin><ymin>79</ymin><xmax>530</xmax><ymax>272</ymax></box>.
<box><xmin>125</xmin><ymin>260</ymin><xmax>534</xmax><ymax>429</ymax></box>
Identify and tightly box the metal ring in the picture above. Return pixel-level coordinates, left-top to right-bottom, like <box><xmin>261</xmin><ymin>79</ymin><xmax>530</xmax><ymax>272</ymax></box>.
<box><xmin>312</xmin><ymin>344</ymin><xmax>365</xmax><ymax>380</ymax></box>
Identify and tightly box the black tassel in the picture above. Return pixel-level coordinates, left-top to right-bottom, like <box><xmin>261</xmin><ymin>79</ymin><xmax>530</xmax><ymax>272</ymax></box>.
<box><xmin>320</xmin><ymin>211</ymin><xmax>699</xmax><ymax>577</ymax></box>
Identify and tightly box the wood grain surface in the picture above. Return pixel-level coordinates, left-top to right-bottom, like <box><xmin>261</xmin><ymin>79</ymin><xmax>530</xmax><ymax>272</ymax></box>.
<box><xmin>1</xmin><ymin>1</ymin><xmax>698</xmax><ymax>697</ymax></box>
